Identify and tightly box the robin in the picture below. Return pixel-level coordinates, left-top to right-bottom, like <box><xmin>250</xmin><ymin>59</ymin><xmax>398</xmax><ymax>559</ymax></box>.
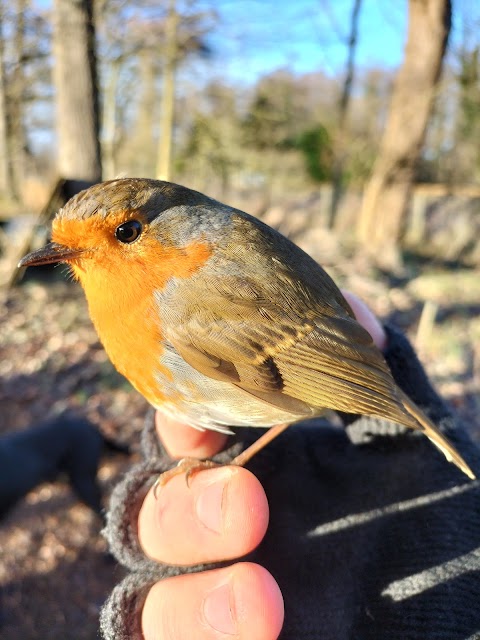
<box><xmin>19</xmin><ymin>178</ymin><xmax>475</xmax><ymax>481</ymax></box>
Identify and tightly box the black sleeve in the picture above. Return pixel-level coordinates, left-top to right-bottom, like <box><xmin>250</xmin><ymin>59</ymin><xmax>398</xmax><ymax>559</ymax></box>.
<box><xmin>100</xmin><ymin>325</ymin><xmax>480</xmax><ymax>640</ymax></box>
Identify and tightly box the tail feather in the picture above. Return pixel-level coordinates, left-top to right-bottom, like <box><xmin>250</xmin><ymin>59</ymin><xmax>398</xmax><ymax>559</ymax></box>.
<box><xmin>399</xmin><ymin>389</ymin><xmax>476</xmax><ymax>480</ymax></box>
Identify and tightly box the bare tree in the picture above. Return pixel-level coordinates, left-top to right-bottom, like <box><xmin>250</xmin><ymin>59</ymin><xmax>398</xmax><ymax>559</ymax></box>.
<box><xmin>357</xmin><ymin>0</ymin><xmax>451</xmax><ymax>270</ymax></box>
<box><xmin>9</xmin><ymin>0</ymin><xmax>28</xmax><ymax>199</ymax></box>
<box><xmin>454</xmin><ymin>17</ymin><xmax>480</xmax><ymax>183</ymax></box>
<box><xmin>156</xmin><ymin>0</ymin><xmax>178</xmax><ymax>181</ymax></box>
<box><xmin>329</xmin><ymin>0</ymin><xmax>362</xmax><ymax>228</ymax></box>
<box><xmin>52</xmin><ymin>0</ymin><xmax>101</xmax><ymax>181</ymax></box>
<box><xmin>129</xmin><ymin>47</ymin><xmax>158</xmax><ymax>176</ymax></box>
<box><xmin>0</xmin><ymin>3</ymin><xmax>13</xmax><ymax>198</ymax></box>
<box><xmin>95</xmin><ymin>0</ymin><xmax>143</xmax><ymax>180</ymax></box>
<box><xmin>101</xmin><ymin>56</ymin><xmax>121</xmax><ymax>179</ymax></box>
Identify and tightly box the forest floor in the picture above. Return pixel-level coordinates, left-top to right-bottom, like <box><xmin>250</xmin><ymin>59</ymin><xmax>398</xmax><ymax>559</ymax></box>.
<box><xmin>0</xmin><ymin>237</ymin><xmax>479</xmax><ymax>639</ymax></box>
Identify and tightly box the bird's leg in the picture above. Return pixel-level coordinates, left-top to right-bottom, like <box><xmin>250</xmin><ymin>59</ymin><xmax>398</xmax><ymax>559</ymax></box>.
<box><xmin>229</xmin><ymin>422</ymin><xmax>291</xmax><ymax>467</ymax></box>
<box><xmin>153</xmin><ymin>422</ymin><xmax>291</xmax><ymax>496</ymax></box>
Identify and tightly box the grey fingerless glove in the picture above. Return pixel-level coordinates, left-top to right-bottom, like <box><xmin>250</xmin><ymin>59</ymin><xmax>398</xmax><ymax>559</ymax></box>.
<box><xmin>100</xmin><ymin>326</ymin><xmax>480</xmax><ymax>640</ymax></box>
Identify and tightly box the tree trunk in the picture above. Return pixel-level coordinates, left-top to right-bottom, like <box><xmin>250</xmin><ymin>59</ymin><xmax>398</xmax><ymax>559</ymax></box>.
<box><xmin>52</xmin><ymin>0</ymin><xmax>101</xmax><ymax>181</ymax></box>
<box><xmin>9</xmin><ymin>0</ymin><xmax>28</xmax><ymax>200</ymax></box>
<box><xmin>357</xmin><ymin>0</ymin><xmax>451</xmax><ymax>271</ymax></box>
<box><xmin>101</xmin><ymin>58</ymin><xmax>120</xmax><ymax>180</ymax></box>
<box><xmin>0</xmin><ymin>5</ymin><xmax>14</xmax><ymax>199</ymax></box>
<box><xmin>131</xmin><ymin>49</ymin><xmax>157</xmax><ymax>176</ymax></box>
<box><xmin>329</xmin><ymin>0</ymin><xmax>362</xmax><ymax>228</ymax></box>
<box><xmin>156</xmin><ymin>0</ymin><xmax>179</xmax><ymax>181</ymax></box>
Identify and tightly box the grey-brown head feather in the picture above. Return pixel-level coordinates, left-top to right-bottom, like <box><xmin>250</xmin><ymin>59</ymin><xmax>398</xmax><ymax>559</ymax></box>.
<box><xmin>56</xmin><ymin>178</ymin><xmax>213</xmax><ymax>223</ymax></box>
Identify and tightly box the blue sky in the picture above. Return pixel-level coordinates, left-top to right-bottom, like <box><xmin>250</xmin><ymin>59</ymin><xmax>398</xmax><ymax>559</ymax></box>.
<box><xmin>201</xmin><ymin>0</ymin><xmax>479</xmax><ymax>85</ymax></box>
<box><xmin>35</xmin><ymin>0</ymin><xmax>477</xmax><ymax>86</ymax></box>
<box><xmin>207</xmin><ymin>0</ymin><xmax>407</xmax><ymax>83</ymax></box>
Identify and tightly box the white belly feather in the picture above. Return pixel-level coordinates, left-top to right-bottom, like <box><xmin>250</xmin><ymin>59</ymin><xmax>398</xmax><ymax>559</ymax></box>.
<box><xmin>154</xmin><ymin>343</ymin><xmax>301</xmax><ymax>433</ymax></box>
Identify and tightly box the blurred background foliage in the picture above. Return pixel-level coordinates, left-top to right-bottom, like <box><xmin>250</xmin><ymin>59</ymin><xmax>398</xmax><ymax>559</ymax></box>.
<box><xmin>0</xmin><ymin>0</ymin><xmax>479</xmax><ymax>270</ymax></box>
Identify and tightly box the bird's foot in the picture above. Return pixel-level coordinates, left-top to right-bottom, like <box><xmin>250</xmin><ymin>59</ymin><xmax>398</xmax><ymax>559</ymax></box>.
<box><xmin>153</xmin><ymin>457</ymin><xmax>221</xmax><ymax>497</ymax></box>
<box><xmin>153</xmin><ymin>422</ymin><xmax>293</xmax><ymax>497</ymax></box>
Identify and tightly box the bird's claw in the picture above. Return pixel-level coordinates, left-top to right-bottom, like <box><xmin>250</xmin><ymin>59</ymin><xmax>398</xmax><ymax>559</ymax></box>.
<box><xmin>153</xmin><ymin>457</ymin><xmax>222</xmax><ymax>498</ymax></box>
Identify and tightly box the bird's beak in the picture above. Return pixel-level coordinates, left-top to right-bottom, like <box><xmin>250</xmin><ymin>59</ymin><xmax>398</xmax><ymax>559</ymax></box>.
<box><xmin>18</xmin><ymin>242</ymin><xmax>86</xmax><ymax>268</ymax></box>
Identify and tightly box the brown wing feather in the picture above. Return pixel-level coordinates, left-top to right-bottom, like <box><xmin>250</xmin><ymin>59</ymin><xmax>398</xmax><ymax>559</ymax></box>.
<box><xmin>162</xmin><ymin>210</ymin><xmax>415</xmax><ymax>426</ymax></box>
<box><xmin>161</xmin><ymin>214</ymin><xmax>475</xmax><ymax>479</ymax></box>
<box><xmin>166</xmin><ymin>282</ymin><xmax>409</xmax><ymax>426</ymax></box>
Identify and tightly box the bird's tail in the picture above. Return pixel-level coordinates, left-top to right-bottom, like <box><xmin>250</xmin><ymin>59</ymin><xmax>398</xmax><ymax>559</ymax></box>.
<box><xmin>399</xmin><ymin>389</ymin><xmax>476</xmax><ymax>480</ymax></box>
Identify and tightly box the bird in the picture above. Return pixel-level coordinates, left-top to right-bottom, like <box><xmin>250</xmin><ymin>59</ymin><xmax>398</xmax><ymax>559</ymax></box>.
<box><xmin>19</xmin><ymin>178</ymin><xmax>475</xmax><ymax>482</ymax></box>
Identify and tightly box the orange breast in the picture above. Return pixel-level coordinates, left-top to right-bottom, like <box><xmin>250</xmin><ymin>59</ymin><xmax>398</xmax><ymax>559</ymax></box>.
<box><xmin>81</xmin><ymin>260</ymin><xmax>171</xmax><ymax>405</ymax></box>
<box><xmin>54</xmin><ymin>214</ymin><xmax>213</xmax><ymax>407</ymax></box>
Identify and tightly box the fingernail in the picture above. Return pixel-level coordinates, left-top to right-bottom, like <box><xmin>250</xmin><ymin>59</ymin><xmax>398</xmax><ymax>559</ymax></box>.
<box><xmin>195</xmin><ymin>468</ymin><xmax>233</xmax><ymax>534</ymax></box>
<box><xmin>203</xmin><ymin>581</ymin><xmax>237</xmax><ymax>635</ymax></box>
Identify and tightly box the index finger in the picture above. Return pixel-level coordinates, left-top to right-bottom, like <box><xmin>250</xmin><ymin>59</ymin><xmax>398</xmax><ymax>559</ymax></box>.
<box><xmin>341</xmin><ymin>290</ymin><xmax>387</xmax><ymax>351</ymax></box>
<box><xmin>155</xmin><ymin>412</ymin><xmax>229</xmax><ymax>459</ymax></box>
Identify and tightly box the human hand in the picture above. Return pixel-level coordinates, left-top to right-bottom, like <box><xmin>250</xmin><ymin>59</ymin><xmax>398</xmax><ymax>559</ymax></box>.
<box><xmin>138</xmin><ymin>292</ymin><xmax>386</xmax><ymax>639</ymax></box>
<box><xmin>138</xmin><ymin>414</ymin><xmax>283</xmax><ymax>639</ymax></box>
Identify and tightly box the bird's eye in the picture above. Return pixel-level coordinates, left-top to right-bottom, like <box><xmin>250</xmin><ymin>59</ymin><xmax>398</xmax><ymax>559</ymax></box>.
<box><xmin>115</xmin><ymin>220</ymin><xmax>142</xmax><ymax>244</ymax></box>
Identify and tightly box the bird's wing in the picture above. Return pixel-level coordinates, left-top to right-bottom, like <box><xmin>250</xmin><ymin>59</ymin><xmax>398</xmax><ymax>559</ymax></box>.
<box><xmin>165</xmin><ymin>272</ymin><xmax>409</xmax><ymax>425</ymax></box>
